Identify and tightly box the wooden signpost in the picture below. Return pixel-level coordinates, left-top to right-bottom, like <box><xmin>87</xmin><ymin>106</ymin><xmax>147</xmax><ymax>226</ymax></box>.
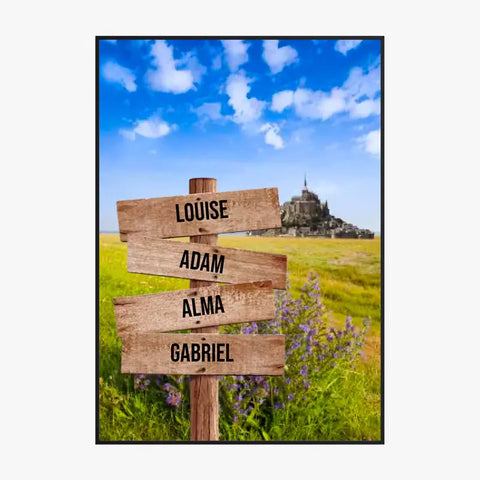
<box><xmin>114</xmin><ymin>178</ymin><xmax>287</xmax><ymax>441</ymax></box>
<box><xmin>117</xmin><ymin>187</ymin><xmax>281</xmax><ymax>241</ymax></box>
<box><xmin>126</xmin><ymin>235</ymin><xmax>287</xmax><ymax>289</ymax></box>
<box><xmin>114</xmin><ymin>280</ymin><xmax>276</xmax><ymax>335</ymax></box>
<box><xmin>121</xmin><ymin>333</ymin><xmax>285</xmax><ymax>376</ymax></box>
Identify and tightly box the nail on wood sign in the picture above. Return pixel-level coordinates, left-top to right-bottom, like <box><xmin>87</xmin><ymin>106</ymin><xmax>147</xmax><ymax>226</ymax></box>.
<box><xmin>117</xmin><ymin>187</ymin><xmax>281</xmax><ymax>241</ymax></box>
<box><xmin>114</xmin><ymin>281</ymin><xmax>276</xmax><ymax>335</ymax></box>
<box><xmin>126</xmin><ymin>235</ymin><xmax>287</xmax><ymax>289</ymax></box>
<box><xmin>113</xmin><ymin>181</ymin><xmax>287</xmax><ymax>440</ymax></box>
<box><xmin>121</xmin><ymin>333</ymin><xmax>285</xmax><ymax>376</ymax></box>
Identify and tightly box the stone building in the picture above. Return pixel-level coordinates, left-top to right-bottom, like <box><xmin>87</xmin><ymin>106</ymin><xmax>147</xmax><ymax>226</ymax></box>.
<box><xmin>282</xmin><ymin>176</ymin><xmax>330</xmax><ymax>227</ymax></box>
<box><xmin>248</xmin><ymin>176</ymin><xmax>375</xmax><ymax>239</ymax></box>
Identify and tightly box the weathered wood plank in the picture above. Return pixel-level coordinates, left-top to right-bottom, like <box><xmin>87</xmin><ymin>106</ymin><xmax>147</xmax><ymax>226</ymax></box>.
<box><xmin>113</xmin><ymin>281</ymin><xmax>275</xmax><ymax>336</ymax></box>
<box><xmin>121</xmin><ymin>333</ymin><xmax>285</xmax><ymax>375</ymax></box>
<box><xmin>117</xmin><ymin>187</ymin><xmax>281</xmax><ymax>241</ymax></box>
<box><xmin>127</xmin><ymin>235</ymin><xmax>287</xmax><ymax>290</ymax></box>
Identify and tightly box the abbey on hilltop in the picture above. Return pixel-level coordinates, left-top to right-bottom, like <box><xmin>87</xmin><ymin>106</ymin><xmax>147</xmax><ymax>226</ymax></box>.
<box><xmin>249</xmin><ymin>176</ymin><xmax>375</xmax><ymax>239</ymax></box>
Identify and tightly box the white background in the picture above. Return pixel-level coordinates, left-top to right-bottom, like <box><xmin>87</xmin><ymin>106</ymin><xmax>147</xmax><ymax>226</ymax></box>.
<box><xmin>1</xmin><ymin>1</ymin><xmax>479</xmax><ymax>478</ymax></box>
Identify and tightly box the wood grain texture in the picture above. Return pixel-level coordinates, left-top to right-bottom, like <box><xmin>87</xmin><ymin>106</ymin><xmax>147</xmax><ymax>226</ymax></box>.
<box><xmin>121</xmin><ymin>333</ymin><xmax>285</xmax><ymax>375</ymax></box>
<box><xmin>113</xmin><ymin>280</ymin><xmax>275</xmax><ymax>336</ymax></box>
<box><xmin>127</xmin><ymin>235</ymin><xmax>287</xmax><ymax>289</ymax></box>
<box><xmin>117</xmin><ymin>187</ymin><xmax>281</xmax><ymax>241</ymax></box>
<box><xmin>188</xmin><ymin>178</ymin><xmax>219</xmax><ymax>441</ymax></box>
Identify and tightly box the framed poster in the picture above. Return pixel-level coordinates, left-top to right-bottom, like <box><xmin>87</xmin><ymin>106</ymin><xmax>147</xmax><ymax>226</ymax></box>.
<box><xmin>96</xmin><ymin>36</ymin><xmax>383</xmax><ymax>443</ymax></box>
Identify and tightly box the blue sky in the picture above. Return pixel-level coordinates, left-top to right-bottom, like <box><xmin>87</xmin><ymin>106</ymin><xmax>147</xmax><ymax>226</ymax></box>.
<box><xmin>99</xmin><ymin>38</ymin><xmax>381</xmax><ymax>232</ymax></box>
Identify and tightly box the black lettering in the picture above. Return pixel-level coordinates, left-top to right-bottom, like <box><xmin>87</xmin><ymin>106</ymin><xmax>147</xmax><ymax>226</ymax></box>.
<box><xmin>219</xmin><ymin>200</ymin><xmax>229</xmax><ymax>218</ymax></box>
<box><xmin>226</xmin><ymin>343</ymin><xmax>234</xmax><ymax>362</ymax></box>
<box><xmin>175</xmin><ymin>204</ymin><xmax>185</xmax><ymax>223</ymax></box>
<box><xmin>199</xmin><ymin>253</ymin><xmax>210</xmax><ymax>271</ymax></box>
<box><xmin>209</xmin><ymin>200</ymin><xmax>219</xmax><ymax>219</ymax></box>
<box><xmin>192</xmin><ymin>298</ymin><xmax>201</xmax><ymax>317</ymax></box>
<box><xmin>202</xmin><ymin>343</ymin><xmax>211</xmax><ymax>362</ymax></box>
<box><xmin>191</xmin><ymin>343</ymin><xmax>200</xmax><ymax>362</ymax></box>
<box><xmin>171</xmin><ymin>343</ymin><xmax>180</xmax><ymax>362</ymax></box>
<box><xmin>201</xmin><ymin>296</ymin><xmax>214</xmax><ymax>315</ymax></box>
<box><xmin>215</xmin><ymin>295</ymin><xmax>225</xmax><ymax>314</ymax></box>
<box><xmin>194</xmin><ymin>202</ymin><xmax>205</xmax><ymax>221</ymax></box>
<box><xmin>180</xmin><ymin>344</ymin><xmax>190</xmax><ymax>362</ymax></box>
<box><xmin>179</xmin><ymin>250</ymin><xmax>189</xmax><ymax>269</ymax></box>
<box><xmin>182</xmin><ymin>299</ymin><xmax>192</xmax><ymax>318</ymax></box>
<box><xmin>184</xmin><ymin>203</ymin><xmax>194</xmax><ymax>221</ymax></box>
<box><xmin>217</xmin><ymin>343</ymin><xmax>225</xmax><ymax>362</ymax></box>
<box><xmin>211</xmin><ymin>254</ymin><xmax>224</xmax><ymax>274</ymax></box>
<box><xmin>190</xmin><ymin>251</ymin><xmax>200</xmax><ymax>270</ymax></box>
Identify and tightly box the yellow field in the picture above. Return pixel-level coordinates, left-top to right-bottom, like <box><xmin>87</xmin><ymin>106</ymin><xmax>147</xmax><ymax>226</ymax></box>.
<box><xmin>99</xmin><ymin>234</ymin><xmax>381</xmax><ymax>441</ymax></box>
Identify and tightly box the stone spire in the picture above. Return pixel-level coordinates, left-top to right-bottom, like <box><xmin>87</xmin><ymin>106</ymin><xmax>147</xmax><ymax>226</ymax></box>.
<box><xmin>304</xmin><ymin>174</ymin><xmax>307</xmax><ymax>190</ymax></box>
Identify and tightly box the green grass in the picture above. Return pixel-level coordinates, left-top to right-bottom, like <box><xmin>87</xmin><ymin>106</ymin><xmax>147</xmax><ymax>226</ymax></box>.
<box><xmin>99</xmin><ymin>234</ymin><xmax>381</xmax><ymax>441</ymax></box>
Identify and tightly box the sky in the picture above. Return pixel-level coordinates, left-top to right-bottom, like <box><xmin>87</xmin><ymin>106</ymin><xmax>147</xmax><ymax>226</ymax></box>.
<box><xmin>99</xmin><ymin>38</ymin><xmax>381</xmax><ymax>232</ymax></box>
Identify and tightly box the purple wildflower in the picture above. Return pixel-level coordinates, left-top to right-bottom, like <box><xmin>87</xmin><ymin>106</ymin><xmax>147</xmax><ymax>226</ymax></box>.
<box><xmin>166</xmin><ymin>392</ymin><xmax>181</xmax><ymax>407</ymax></box>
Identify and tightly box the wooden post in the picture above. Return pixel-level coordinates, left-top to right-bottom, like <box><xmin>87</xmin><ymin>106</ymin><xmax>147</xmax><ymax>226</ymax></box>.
<box><xmin>189</xmin><ymin>177</ymin><xmax>219</xmax><ymax>441</ymax></box>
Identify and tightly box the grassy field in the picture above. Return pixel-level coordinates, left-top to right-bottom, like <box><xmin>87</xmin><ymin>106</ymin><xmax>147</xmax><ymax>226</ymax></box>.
<box><xmin>99</xmin><ymin>234</ymin><xmax>381</xmax><ymax>441</ymax></box>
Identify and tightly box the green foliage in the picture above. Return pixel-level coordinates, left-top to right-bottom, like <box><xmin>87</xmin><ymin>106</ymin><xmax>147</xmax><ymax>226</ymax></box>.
<box><xmin>98</xmin><ymin>234</ymin><xmax>381</xmax><ymax>441</ymax></box>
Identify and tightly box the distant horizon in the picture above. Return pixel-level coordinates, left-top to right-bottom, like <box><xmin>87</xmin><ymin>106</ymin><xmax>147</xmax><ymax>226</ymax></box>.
<box><xmin>99</xmin><ymin>39</ymin><xmax>381</xmax><ymax>232</ymax></box>
<box><xmin>99</xmin><ymin>230</ymin><xmax>382</xmax><ymax>236</ymax></box>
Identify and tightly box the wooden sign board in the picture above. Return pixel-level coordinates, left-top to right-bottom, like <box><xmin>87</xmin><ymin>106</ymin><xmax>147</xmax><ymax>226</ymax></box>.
<box><xmin>127</xmin><ymin>235</ymin><xmax>287</xmax><ymax>290</ymax></box>
<box><xmin>114</xmin><ymin>281</ymin><xmax>275</xmax><ymax>336</ymax></box>
<box><xmin>117</xmin><ymin>187</ymin><xmax>281</xmax><ymax>241</ymax></box>
<box><xmin>121</xmin><ymin>333</ymin><xmax>285</xmax><ymax>375</ymax></box>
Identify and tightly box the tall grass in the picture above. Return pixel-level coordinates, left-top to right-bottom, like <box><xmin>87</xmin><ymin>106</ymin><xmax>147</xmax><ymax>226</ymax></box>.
<box><xmin>99</xmin><ymin>234</ymin><xmax>381</xmax><ymax>441</ymax></box>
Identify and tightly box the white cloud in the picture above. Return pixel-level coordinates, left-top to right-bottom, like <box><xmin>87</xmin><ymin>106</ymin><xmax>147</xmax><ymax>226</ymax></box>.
<box><xmin>194</xmin><ymin>102</ymin><xmax>227</xmax><ymax>122</ymax></box>
<box><xmin>179</xmin><ymin>51</ymin><xmax>207</xmax><ymax>83</ymax></box>
<box><xmin>299</xmin><ymin>88</ymin><xmax>346</xmax><ymax>120</ymax></box>
<box><xmin>262</xmin><ymin>40</ymin><xmax>298</xmax><ymax>74</ymax></box>
<box><xmin>343</xmin><ymin>62</ymin><xmax>381</xmax><ymax>101</ymax></box>
<box><xmin>334</xmin><ymin>40</ymin><xmax>363</xmax><ymax>55</ymax></box>
<box><xmin>357</xmin><ymin>129</ymin><xmax>380</xmax><ymax>155</ymax></box>
<box><xmin>221</xmin><ymin>40</ymin><xmax>249</xmax><ymax>72</ymax></box>
<box><xmin>135</xmin><ymin>118</ymin><xmax>172</xmax><ymax>138</ymax></box>
<box><xmin>349</xmin><ymin>98</ymin><xmax>381</xmax><ymax>118</ymax></box>
<box><xmin>119</xmin><ymin>116</ymin><xmax>175</xmax><ymax>140</ymax></box>
<box><xmin>212</xmin><ymin>54</ymin><xmax>222</xmax><ymax>70</ymax></box>
<box><xmin>102</xmin><ymin>61</ymin><xmax>137</xmax><ymax>92</ymax></box>
<box><xmin>270</xmin><ymin>58</ymin><xmax>380</xmax><ymax>121</ymax></box>
<box><xmin>260</xmin><ymin>123</ymin><xmax>285</xmax><ymax>149</ymax></box>
<box><xmin>145</xmin><ymin>40</ymin><xmax>203</xmax><ymax>93</ymax></box>
<box><xmin>271</xmin><ymin>90</ymin><xmax>294</xmax><ymax>112</ymax></box>
<box><xmin>225</xmin><ymin>71</ymin><xmax>266</xmax><ymax>124</ymax></box>
<box><xmin>282</xmin><ymin>87</ymin><xmax>346</xmax><ymax>120</ymax></box>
